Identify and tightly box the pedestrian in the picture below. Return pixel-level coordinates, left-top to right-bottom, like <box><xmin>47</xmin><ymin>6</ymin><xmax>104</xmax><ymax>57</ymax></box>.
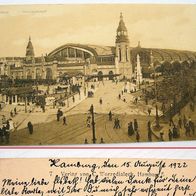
<box><xmin>5</xmin><ymin>122</ymin><xmax>10</xmax><ymax>144</ymax></box>
<box><xmin>172</xmin><ymin>125</ymin><xmax>178</xmax><ymax>138</ymax></box>
<box><xmin>1</xmin><ymin>125</ymin><xmax>6</xmax><ymax>143</ymax></box>
<box><xmin>84</xmin><ymin>138</ymin><xmax>88</xmax><ymax>144</ymax></box>
<box><xmin>189</xmin><ymin>119</ymin><xmax>195</xmax><ymax>135</ymax></box>
<box><xmin>147</xmin><ymin>121</ymin><xmax>152</xmax><ymax>142</ymax></box>
<box><xmin>185</xmin><ymin>122</ymin><xmax>191</xmax><ymax>136</ymax></box>
<box><xmin>63</xmin><ymin>116</ymin><xmax>67</xmax><ymax>125</ymax></box>
<box><xmin>128</xmin><ymin>122</ymin><xmax>134</xmax><ymax>136</ymax></box>
<box><xmin>168</xmin><ymin>128</ymin><xmax>173</xmax><ymax>141</ymax></box>
<box><xmin>86</xmin><ymin>116</ymin><xmax>91</xmax><ymax>127</ymax></box>
<box><xmin>113</xmin><ymin>118</ymin><xmax>117</xmax><ymax>129</ymax></box>
<box><xmin>99</xmin><ymin>98</ymin><xmax>103</xmax><ymax>105</ymax></box>
<box><xmin>178</xmin><ymin>117</ymin><xmax>182</xmax><ymax>129</ymax></box>
<box><xmin>116</xmin><ymin>118</ymin><xmax>121</xmax><ymax>129</ymax></box>
<box><xmin>27</xmin><ymin>121</ymin><xmax>33</xmax><ymax>134</ymax></box>
<box><xmin>57</xmin><ymin>109</ymin><xmax>62</xmax><ymax>121</ymax></box>
<box><xmin>147</xmin><ymin>108</ymin><xmax>151</xmax><ymax>116</ymax></box>
<box><xmin>108</xmin><ymin>111</ymin><xmax>112</xmax><ymax>121</ymax></box>
<box><xmin>57</xmin><ymin>112</ymin><xmax>60</xmax><ymax>122</ymax></box>
<box><xmin>133</xmin><ymin>119</ymin><xmax>138</xmax><ymax>132</ymax></box>
<box><xmin>135</xmin><ymin>97</ymin><xmax>138</xmax><ymax>104</ymax></box>
<box><xmin>10</xmin><ymin>110</ymin><xmax>14</xmax><ymax>118</ymax></box>
<box><xmin>0</xmin><ymin>127</ymin><xmax>4</xmax><ymax>143</ymax></box>
<box><xmin>8</xmin><ymin>119</ymin><xmax>14</xmax><ymax>132</ymax></box>
<box><xmin>136</xmin><ymin>131</ymin><xmax>140</xmax><ymax>142</ymax></box>
<box><xmin>118</xmin><ymin>94</ymin><xmax>121</xmax><ymax>100</ymax></box>
<box><xmin>160</xmin><ymin>130</ymin><xmax>164</xmax><ymax>141</ymax></box>
<box><xmin>14</xmin><ymin>107</ymin><xmax>17</xmax><ymax>115</ymax></box>
<box><xmin>72</xmin><ymin>96</ymin><xmax>75</xmax><ymax>103</ymax></box>
<box><xmin>183</xmin><ymin>115</ymin><xmax>187</xmax><ymax>128</ymax></box>
<box><xmin>114</xmin><ymin>118</ymin><xmax>120</xmax><ymax>129</ymax></box>
<box><xmin>100</xmin><ymin>138</ymin><xmax>105</xmax><ymax>144</ymax></box>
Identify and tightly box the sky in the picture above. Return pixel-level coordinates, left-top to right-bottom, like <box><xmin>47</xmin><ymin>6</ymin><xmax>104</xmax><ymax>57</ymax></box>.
<box><xmin>0</xmin><ymin>4</ymin><xmax>195</xmax><ymax>57</ymax></box>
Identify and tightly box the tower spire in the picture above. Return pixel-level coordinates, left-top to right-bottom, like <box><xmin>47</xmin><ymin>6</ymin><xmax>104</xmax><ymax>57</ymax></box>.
<box><xmin>137</xmin><ymin>41</ymin><xmax>141</xmax><ymax>48</ymax></box>
<box><xmin>116</xmin><ymin>12</ymin><xmax>129</xmax><ymax>43</ymax></box>
<box><xmin>120</xmin><ymin>12</ymin><xmax>123</xmax><ymax>20</ymax></box>
<box><xmin>26</xmin><ymin>36</ymin><xmax>35</xmax><ymax>62</ymax></box>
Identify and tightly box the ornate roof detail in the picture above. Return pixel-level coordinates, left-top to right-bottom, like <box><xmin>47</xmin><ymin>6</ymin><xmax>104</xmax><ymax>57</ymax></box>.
<box><xmin>117</xmin><ymin>12</ymin><xmax>127</xmax><ymax>32</ymax></box>
<box><xmin>26</xmin><ymin>36</ymin><xmax>35</xmax><ymax>57</ymax></box>
<box><xmin>116</xmin><ymin>13</ymin><xmax>129</xmax><ymax>43</ymax></box>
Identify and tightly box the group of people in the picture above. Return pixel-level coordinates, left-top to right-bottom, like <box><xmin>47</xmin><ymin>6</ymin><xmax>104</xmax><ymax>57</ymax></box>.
<box><xmin>168</xmin><ymin>114</ymin><xmax>195</xmax><ymax>141</ymax></box>
<box><xmin>10</xmin><ymin>107</ymin><xmax>17</xmax><ymax>118</ymax></box>
<box><xmin>56</xmin><ymin>108</ymin><xmax>67</xmax><ymax>126</ymax></box>
<box><xmin>56</xmin><ymin>109</ymin><xmax>63</xmax><ymax>122</ymax></box>
<box><xmin>0</xmin><ymin>117</ymin><xmax>15</xmax><ymax>144</ymax></box>
<box><xmin>128</xmin><ymin>119</ymin><xmax>140</xmax><ymax>142</ymax></box>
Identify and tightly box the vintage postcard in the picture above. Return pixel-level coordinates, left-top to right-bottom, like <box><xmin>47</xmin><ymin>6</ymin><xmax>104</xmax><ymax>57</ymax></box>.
<box><xmin>0</xmin><ymin>4</ymin><xmax>195</xmax><ymax>145</ymax></box>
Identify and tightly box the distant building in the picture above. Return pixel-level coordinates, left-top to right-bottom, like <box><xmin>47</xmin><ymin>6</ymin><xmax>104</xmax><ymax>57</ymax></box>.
<box><xmin>0</xmin><ymin>13</ymin><xmax>196</xmax><ymax>81</ymax></box>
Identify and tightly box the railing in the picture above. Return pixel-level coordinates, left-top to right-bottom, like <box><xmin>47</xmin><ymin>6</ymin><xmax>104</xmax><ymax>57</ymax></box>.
<box><xmin>161</xmin><ymin>94</ymin><xmax>193</xmax><ymax>120</ymax></box>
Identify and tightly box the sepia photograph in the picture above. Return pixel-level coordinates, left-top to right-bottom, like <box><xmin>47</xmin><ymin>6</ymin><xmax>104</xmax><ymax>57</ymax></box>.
<box><xmin>0</xmin><ymin>4</ymin><xmax>195</xmax><ymax>145</ymax></box>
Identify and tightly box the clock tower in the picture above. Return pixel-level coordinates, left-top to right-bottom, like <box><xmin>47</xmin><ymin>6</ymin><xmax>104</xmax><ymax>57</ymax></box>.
<box><xmin>115</xmin><ymin>13</ymin><xmax>132</xmax><ymax>79</ymax></box>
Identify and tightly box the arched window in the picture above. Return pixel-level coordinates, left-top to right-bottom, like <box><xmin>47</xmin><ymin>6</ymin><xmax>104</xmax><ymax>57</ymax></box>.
<box><xmin>46</xmin><ymin>68</ymin><xmax>53</xmax><ymax>80</ymax></box>
<box><xmin>26</xmin><ymin>69</ymin><xmax>32</xmax><ymax>79</ymax></box>
<box><xmin>36</xmin><ymin>68</ymin><xmax>42</xmax><ymax>80</ymax></box>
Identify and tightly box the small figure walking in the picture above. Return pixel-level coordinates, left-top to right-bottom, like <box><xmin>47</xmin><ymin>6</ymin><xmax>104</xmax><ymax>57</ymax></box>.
<box><xmin>63</xmin><ymin>116</ymin><xmax>67</xmax><ymax>125</ymax></box>
<box><xmin>136</xmin><ymin>131</ymin><xmax>140</xmax><ymax>142</ymax></box>
<box><xmin>133</xmin><ymin>119</ymin><xmax>138</xmax><ymax>132</ymax></box>
<box><xmin>5</xmin><ymin>123</ymin><xmax>10</xmax><ymax>144</ymax></box>
<box><xmin>185</xmin><ymin>122</ymin><xmax>191</xmax><ymax>136</ymax></box>
<box><xmin>128</xmin><ymin>122</ymin><xmax>134</xmax><ymax>136</ymax></box>
<box><xmin>57</xmin><ymin>109</ymin><xmax>62</xmax><ymax>122</ymax></box>
<box><xmin>147</xmin><ymin>108</ymin><xmax>151</xmax><ymax>116</ymax></box>
<box><xmin>99</xmin><ymin>98</ymin><xmax>103</xmax><ymax>105</ymax></box>
<box><xmin>160</xmin><ymin>130</ymin><xmax>164</xmax><ymax>141</ymax></box>
<box><xmin>168</xmin><ymin>128</ymin><xmax>173</xmax><ymax>141</ymax></box>
<box><xmin>116</xmin><ymin>118</ymin><xmax>121</xmax><ymax>129</ymax></box>
<box><xmin>27</xmin><ymin>121</ymin><xmax>33</xmax><ymax>134</ymax></box>
<box><xmin>113</xmin><ymin>118</ymin><xmax>120</xmax><ymax>129</ymax></box>
<box><xmin>14</xmin><ymin>107</ymin><xmax>17</xmax><ymax>115</ymax></box>
<box><xmin>86</xmin><ymin>116</ymin><xmax>91</xmax><ymax>128</ymax></box>
<box><xmin>10</xmin><ymin>110</ymin><xmax>14</xmax><ymax>118</ymax></box>
<box><xmin>109</xmin><ymin>111</ymin><xmax>112</xmax><ymax>121</ymax></box>
<box><xmin>100</xmin><ymin>138</ymin><xmax>105</xmax><ymax>144</ymax></box>
<box><xmin>84</xmin><ymin>138</ymin><xmax>88</xmax><ymax>144</ymax></box>
<box><xmin>147</xmin><ymin>121</ymin><xmax>152</xmax><ymax>142</ymax></box>
<box><xmin>178</xmin><ymin>117</ymin><xmax>182</xmax><ymax>129</ymax></box>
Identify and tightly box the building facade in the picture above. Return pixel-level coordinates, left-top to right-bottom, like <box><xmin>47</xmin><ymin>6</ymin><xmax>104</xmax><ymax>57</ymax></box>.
<box><xmin>0</xmin><ymin>13</ymin><xmax>196</xmax><ymax>81</ymax></box>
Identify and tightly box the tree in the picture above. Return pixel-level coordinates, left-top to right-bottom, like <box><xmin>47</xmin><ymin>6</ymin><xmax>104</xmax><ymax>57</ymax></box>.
<box><xmin>172</xmin><ymin>61</ymin><xmax>181</xmax><ymax>72</ymax></box>
<box><xmin>162</xmin><ymin>61</ymin><xmax>172</xmax><ymax>75</ymax></box>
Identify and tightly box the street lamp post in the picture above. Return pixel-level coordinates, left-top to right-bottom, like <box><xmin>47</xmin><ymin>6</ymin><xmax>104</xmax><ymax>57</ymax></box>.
<box><xmin>153</xmin><ymin>61</ymin><xmax>160</xmax><ymax>128</ymax></box>
<box><xmin>89</xmin><ymin>104</ymin><xmax>96</xmax><ymax>144</ymax></box>
<box><xmin>25</xmin><ymin>93</ymin><xmax>27</xmax><ymax>113</ymax></box>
